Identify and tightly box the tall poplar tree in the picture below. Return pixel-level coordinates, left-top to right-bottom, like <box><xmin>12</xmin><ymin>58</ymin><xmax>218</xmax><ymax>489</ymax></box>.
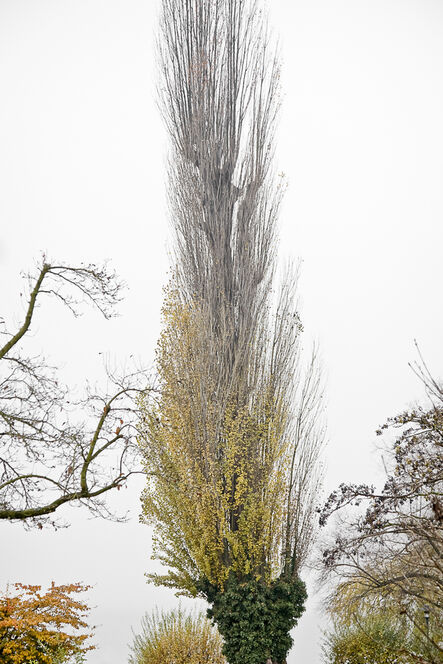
<box><xmin>139</xmin><ymin>1</ymin><xmax>324</xmax><ymax>662</ymax></box>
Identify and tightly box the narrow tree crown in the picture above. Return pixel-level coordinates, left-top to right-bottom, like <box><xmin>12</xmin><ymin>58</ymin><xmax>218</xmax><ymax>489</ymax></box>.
<box><xmin>139</xmin><ymin>0</ymin><xmax>323</xmax><ymax>598</ymax></box>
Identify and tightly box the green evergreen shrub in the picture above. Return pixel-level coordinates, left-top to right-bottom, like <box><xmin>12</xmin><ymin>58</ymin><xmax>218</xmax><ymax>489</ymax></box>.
<box><xmin>199</xmin><ymin>573</ymin><xmax>307</xmax><ymax>664</ymax></box>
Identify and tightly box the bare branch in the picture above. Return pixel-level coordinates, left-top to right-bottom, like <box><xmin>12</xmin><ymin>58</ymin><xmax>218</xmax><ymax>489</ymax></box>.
<box><xmin>0</xmin><ymin>259</ymin><xmax>152</xmax><ymax>527</ymax></box>
<box><xmin>319</xmin><ymin>364</ymin><xmax>443</xmax><ymax>662</ymax></box>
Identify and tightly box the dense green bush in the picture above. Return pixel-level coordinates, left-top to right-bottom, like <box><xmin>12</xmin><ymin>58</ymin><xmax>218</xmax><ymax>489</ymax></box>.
<box><xmin>128</xmin><ymin>607</ymin><xmax>226</xmax><ymax>664</ymax></box>
<box><xmin>200</xmin><ymin>574</ymin><xmax>307</xmax><ymax>664</ymax></box>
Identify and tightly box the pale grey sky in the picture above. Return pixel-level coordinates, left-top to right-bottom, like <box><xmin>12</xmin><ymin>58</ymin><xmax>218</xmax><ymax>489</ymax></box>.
<box><xmin>1</xmin><ymin>1</ymin><xmax>442</xmax><ymax>663</ymax></box>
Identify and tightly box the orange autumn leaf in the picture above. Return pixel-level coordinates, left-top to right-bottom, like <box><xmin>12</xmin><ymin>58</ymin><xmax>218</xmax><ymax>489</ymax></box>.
<box><xmin>0</xmin><ymin>582</ymin><xmax>95</xmax><ymax>664</ymax></box>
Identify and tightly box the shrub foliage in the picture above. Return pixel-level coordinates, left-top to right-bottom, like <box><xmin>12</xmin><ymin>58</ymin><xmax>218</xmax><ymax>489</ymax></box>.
<box><xmin>129</xmin><ymin>608</ymin><xmax>226</xmax><ymax>664</ymax></box>
<box><xmin>201</xmin><ymin>574</ymin><xmax>307</xmax><ymax>664</ymax></box>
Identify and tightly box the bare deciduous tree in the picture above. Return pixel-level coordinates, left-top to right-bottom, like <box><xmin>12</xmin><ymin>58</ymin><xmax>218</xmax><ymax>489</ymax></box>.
<box><xmin>158</xmin><ymin>0</ymin><xmax>281</xmax><ymax>411</ymax></box>
<box><xmin>0</xmin><ymin>258</ymin><xmax>150</xmax><ymax>526</ymax></box>
<box><xmin>319</xmin><ymin>360</ymin><xmax>443</xmax><ymax>663</ymax></box>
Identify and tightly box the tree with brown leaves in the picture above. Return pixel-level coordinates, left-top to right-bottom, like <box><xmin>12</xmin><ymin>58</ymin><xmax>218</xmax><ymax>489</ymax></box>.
<box><xmin>0</xmin><ymin>582</ymin><xmax>94</xmax><ymax>664</ymax></box>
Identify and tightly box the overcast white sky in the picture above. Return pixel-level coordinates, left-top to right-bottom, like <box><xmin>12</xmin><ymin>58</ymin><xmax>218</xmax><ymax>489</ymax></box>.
<box><xmin>1</xmin><ymin>1</ymin><xmax>442</xmax><ymax>662</ymax></box>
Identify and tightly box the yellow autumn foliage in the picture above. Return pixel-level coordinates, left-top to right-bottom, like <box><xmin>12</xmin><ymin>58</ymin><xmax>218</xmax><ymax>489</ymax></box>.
<box><xmin>129</xmin><ymin>608</ymin><xmax>226</xmax><ymax>664</ymax></box>
<box><xmin>0</xmin><ymin>583</ymin><xmax>93</xmax><ymax>664</ymax></box>
<box><xmin>139</xmin><ymin>287</ymin><xmax>294</xmax><ymax>594</ymax></box>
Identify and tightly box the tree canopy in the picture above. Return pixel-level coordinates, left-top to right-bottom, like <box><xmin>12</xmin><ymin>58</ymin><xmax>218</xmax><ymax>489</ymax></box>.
<box><xmin>0</xmin><ymin>258</ymin><xmax>150</xmax><ymax>526</ymax></box>
<box><xmin>138</xmin><ymin>1</ymin><xmax>324</xmax><ymax>662</ymax></box>
<box><xmin>319</xmin><ymin>361</ymin><xmax>443</xmax><ymax>664</ymax></box>
<box><xmin>139</xmin><ymin>0</ymin><xmax>323</xmax><ymax>596</ymax></box>
<box><xmin>0</xmin><ymin>582</ymin><xmax>93</xmax><ymax>664</ymax></box>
